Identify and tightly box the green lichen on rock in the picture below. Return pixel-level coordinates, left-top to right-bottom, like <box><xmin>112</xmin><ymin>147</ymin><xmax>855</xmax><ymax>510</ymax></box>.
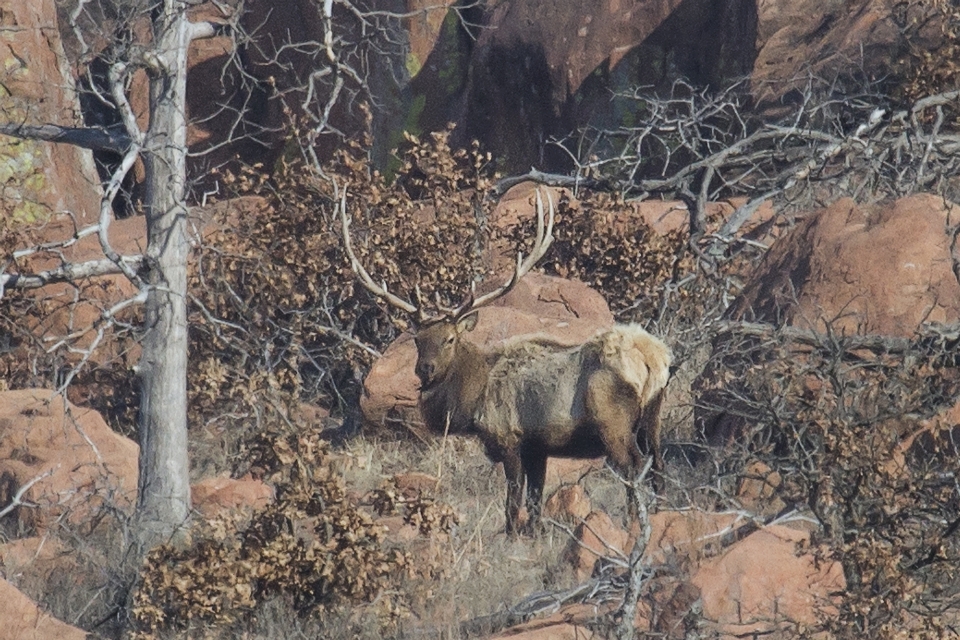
<box><xmin>0</xmin><ymin>133</ymin><xmax>54</xmax><ymax>225</ymax></box>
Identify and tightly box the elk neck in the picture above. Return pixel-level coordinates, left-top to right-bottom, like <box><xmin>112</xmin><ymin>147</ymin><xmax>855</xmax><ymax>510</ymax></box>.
<box><xmin>419</xmin><ymin>339</ymin><xmax>492</xmax><ymax>435</ymax></box>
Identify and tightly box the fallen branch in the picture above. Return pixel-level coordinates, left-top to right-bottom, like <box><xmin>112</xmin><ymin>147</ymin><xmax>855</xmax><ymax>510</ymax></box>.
<box><xmin>714</xmin><ymin>320</ymin><xmax>960</xmax><ymax>356</ymax></box>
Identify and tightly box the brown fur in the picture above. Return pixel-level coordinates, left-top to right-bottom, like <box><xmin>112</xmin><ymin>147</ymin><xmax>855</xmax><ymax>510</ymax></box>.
<box><xmin>415</xmin><ymin>318</ymin><xmax>672</xmax><ymax>535</ymax></box>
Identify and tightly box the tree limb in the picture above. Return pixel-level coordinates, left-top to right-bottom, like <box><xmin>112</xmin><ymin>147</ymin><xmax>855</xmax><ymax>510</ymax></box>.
<box><xmin>0</xmin><ymin>256</ymin><xmax>144</xmax><ymax>294</ymax></box>
<box><xmin>0</xmin><ymin>466</ymin><xmax>59</xmax><ymax>520</ymax></box>
<box><xmin>493</xmin><ymin>169</ymin><xmax>608</xmax><ymax>196</ymax></box>
<box><xmin>0</xmin><ymin>122</ymin><xmax>131</xmax><ymax>154</ymax></box>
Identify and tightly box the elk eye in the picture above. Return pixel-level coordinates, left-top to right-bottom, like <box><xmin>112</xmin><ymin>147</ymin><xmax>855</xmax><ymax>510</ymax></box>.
<box><xmin>446</xmin><ymin>335</ymin><xmax>456</xmax><ymax>345</ymax></box>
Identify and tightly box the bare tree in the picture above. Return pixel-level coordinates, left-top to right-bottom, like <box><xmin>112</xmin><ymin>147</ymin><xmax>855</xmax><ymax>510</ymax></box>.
<box><xmin>0</xmin><ymin>0</ymin><xmax>231</xmax><ymax>550</ymax></box>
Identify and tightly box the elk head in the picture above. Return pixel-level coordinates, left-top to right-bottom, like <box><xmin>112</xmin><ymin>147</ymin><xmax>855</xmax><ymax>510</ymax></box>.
<box><xmin>339</xmin><ymin>187</ymin><xmax>555</xmax><ymax>385</ymax></box>
<box><xmin>412</xmin><ymin>311</ymin><xmax>478</xmax><ymax>388</ymax></box>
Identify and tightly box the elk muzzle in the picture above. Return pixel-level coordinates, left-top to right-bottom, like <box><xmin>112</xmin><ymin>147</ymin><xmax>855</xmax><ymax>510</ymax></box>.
<box><xmin>415</xmin><ymin>359</ymin><xmax>436</xmax><ymax>386</ymax></box>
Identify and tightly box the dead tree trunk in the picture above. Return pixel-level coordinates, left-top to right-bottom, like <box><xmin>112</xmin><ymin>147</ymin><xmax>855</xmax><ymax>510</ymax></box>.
<box><xmin>134</xmin><ymin>0</ymin><xmax>194</xmax><ymax>548</ymax></box>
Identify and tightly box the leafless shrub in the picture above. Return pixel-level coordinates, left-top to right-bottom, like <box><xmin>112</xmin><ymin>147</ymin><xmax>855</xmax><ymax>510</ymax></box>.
<box><xmin>555</xmin><ymin>78</ymin><xmax>960</xmax><ymax>240</ymax></box>
<box><xmin>697</xmin><ymin>320</ymin><xmax>960</xmax><ymax>637</ymax></box>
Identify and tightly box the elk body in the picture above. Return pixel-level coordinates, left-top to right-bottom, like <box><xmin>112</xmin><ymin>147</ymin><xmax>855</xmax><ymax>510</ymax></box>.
<box><xmin>341</xmin><ymin>190</ymin><xmax>672</xmax><ymax>535</ymax></box>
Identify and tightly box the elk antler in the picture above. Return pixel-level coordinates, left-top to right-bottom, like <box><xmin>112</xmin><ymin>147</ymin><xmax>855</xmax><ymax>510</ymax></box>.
<box><xmin>451</xmin><ymin>188</ymin><xmax>555</xmax><ymax>318</ymax></box>
<box><xmin>340</xmin><ymin>186</ymin><xmax>555</xmax><ymax>324</ymax></box>
<box><xmin>338</xmin><ymin>189</ymin><xmax>425</xmax><ymax>320</ymax></box>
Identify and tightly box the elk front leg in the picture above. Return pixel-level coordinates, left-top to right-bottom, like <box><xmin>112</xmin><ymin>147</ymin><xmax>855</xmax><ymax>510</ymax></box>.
<box><xmin>501</xmin><ymin>451</ymin><xmax>525</xmax><ymax>537</ymax></box>
<box><xmin>521</xmin><ymin>448</ymin><xmax>547</xmax><ymax>535</ymax></box>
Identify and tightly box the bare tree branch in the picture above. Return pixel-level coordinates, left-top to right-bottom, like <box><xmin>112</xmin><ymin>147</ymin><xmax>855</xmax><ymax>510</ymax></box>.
<box><xmin>1</xmin><ymin>255</ymin><xmax>144</xmax><ymax>294</ymax></box>
<box><xmin>0</xmin><ymin>122</ymin><xmax>131</xmax><ymax>154</ymax></box>
<box><xmin>0</xmin><ymin>466</ymin><xmax>59</xmax><ymax>520</ymax></box>
<box><xmin>497</xmin><ymin>83</ymin><xmax>960</xmax><ymax>244</ymax></box>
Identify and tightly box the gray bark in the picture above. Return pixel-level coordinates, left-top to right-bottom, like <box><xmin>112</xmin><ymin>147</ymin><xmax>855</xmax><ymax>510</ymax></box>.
<box><xmin>135</xmin><ymin>0</ymin><xmax>193</xmax><ymax>548</ymax></box>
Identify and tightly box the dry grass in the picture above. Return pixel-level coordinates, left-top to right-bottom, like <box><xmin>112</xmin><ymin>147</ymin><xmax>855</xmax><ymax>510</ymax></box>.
<box><xmin>334</xmin><ymin>434</ymin><xmax>589</xmax><ymax>636</ymax></box>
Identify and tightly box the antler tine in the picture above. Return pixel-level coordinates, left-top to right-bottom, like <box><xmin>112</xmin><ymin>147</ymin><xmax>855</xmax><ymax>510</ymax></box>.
<box><xmin>338</xmin><ymin>188</ymin><xmax>420</xmax><ymax>315</ymax></box>
<box><xmin>461</xmin><ymin>188</ymin><xmax>555</xmax><ymax>314</ymax></box>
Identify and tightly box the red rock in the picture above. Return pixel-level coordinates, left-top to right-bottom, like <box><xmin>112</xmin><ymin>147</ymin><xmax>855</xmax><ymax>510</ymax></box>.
<box><xmin>16</xmin><ymin>196</ymin><xmax>264</xmax><ymax>369</ymax></box>
<box><xmin>0</xmin><ymin>389</ymin><xmax>138</xmax><ymax>535</ymax></box>
<box><xmin>191</xmin><ymin>474</ymin><xmax>274</xmax><ymax>518</ymax></box>
<box><xmin>730</xmin><ymin>195</ymin><xmax>960</xmax><ymax>335</ymax></box>
<box><xmin>0</xmin><ymin>577</ymin><xmax>87</xmax><ymax>640</ymax></box>
<box><xmin>700</xmin><ymin>195</ymin><xmax>960</xmax><ymax>443</ymax></box>
<box><xmin>736</xmin><ymin>461</ymin><xmax>785</xmax><ymax>514</ymax></box>
<box><xmin>692</xmin><ymin>526</ymin><xmax>844</xmax><ymax>636</ymax></box>
<box><xmin>543</xmin><ymin>484</ymin><xmax>591</xmax><ymax>523</ymax></box>
<box><xmin>404</xmin><ymin>0</ymin><xmax>458</xmax><ymax>74</ymax></box>
<box><xmin>752</xmin><ymin>0</ymin><xmax>946</xmax><ymax>107</ymax></box>
<box><xmin>18</xmin><ymin>215</ymin><xmax>145</xmax><ymax>366</ymax></box>
<box><xmin>645</xmin><ymin>511</ymin><xmax>741</xmax><ymax>565</ymax></box>
<box><xmin>0</xmin><ymin>537</ymin><xmax>73</xmax><ymax>583</ymax></box>
<box><xmin>0</xmin><ymin>0</ymin><xmax>101</xmax><ymax>224</ymax></box>
<box><xmin>564</xmin><ymin>510</ymin><xmax>631</xmax><ymax>581</ymax></box>
<box><xmin>454</xmin><ymin>0</ymin><xmax>685</xmax><ymax>169</ymax></box>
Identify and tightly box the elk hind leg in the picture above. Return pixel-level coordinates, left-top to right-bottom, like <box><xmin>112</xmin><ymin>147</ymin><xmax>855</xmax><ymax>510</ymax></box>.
<box><xmin>635</xmin><ymin>388</ymin><xmax>666</xmax><ymax>497</ymax></box>
<box><xmin>587</xmin><ymin>371</ymin><xmax>647</xmax><ymax>524</ymax></box>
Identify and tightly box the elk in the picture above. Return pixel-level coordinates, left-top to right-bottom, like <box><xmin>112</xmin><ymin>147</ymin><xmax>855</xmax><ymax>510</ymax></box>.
<box><xmin>341</xmin><ymin>189</ymin><xmax>672</xmax><ymax>535</ymax></box>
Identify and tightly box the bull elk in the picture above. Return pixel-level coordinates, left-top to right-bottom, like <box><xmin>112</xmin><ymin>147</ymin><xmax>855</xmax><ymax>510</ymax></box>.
<box><xmin>341</xmin><ymin>189</ymin><xmax>672</xmax><ymax>535</ymax></box>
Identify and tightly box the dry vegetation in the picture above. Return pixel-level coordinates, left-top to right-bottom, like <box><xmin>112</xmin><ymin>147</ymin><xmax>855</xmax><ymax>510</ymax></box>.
<box><xmin>697</xmin><ymin>322</ymin><xmax>960</xmax><ymax>637</ymax></box>
<box><xmin>4</xmin><ymin>54</ymin><xmax>960</xmax><ymax>637</ymax></box>
<box><xmin>130</xmin><ymin>417</ymin><xmax>626</xmax><ymax>638</ymax></box>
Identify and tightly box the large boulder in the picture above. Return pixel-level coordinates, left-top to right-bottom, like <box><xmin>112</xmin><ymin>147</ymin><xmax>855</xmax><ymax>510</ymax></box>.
<box><xmin>0</xmin><ymin>389</ymin><xmax>138</xmax><ymax>537</ymax></box>
<box><xmin>728</xmin><ymin>195</ymin><xmax>960</xmax><ymax>335</ymax></box>
<box><xmin>15</xmin><ymin>214</ymin><xmax>145</xmax><ymax>367</ymax></box>
<box><xmin>359</xmin><ymin>271</ymin><xmax>615</xmax><ymax>437</ymax></box>
<box><xmin>565</xmin><ymin>509</ymin><xmax>742</xmax><ymax>582</ymax></box>
<box><xmin>698</xmin><ymin>195</ymin><xmax>960</xmax><ymax>443</ymax></box>
<box><xmin>0</xmin><ymin>578</ymin><xmax>87</xmax><ymax>640</ymax></box>
<box><xmin>557</xmin><ymin>510</ymin><xmax>843</xmax><ymax>636</ymax></box>
<box><xmin>692</xmin><ymin>526</ymin><xmax>844</xmax><ymax>636</ymax></box>
<box><xmin>8</xmin><ymin>195</ymin><xmax>265</xmax><ymax>377</ymax></box>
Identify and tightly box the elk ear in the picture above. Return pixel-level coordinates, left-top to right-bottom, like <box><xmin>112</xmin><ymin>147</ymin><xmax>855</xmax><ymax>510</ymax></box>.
<box><xmin>456</xmin><ymin>310</ymin><xmax>479</xmax><ymax>333</ymax></box>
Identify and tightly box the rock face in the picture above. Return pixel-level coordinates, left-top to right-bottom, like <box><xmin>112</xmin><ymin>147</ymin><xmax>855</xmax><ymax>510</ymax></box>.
<box><xmin>0</xmin><ymin>0</ymin><xmax>101</xmax><ymax>223</ymax></box>
<box><xmin>751</xmin><ymin>0</ymin><xmax>946</xmax><ymax>107</ymax></box>
<box><xmin>12</xmin><ymin>0</ymin><xmax>949</xmax><ymax>199</ymax></box>
<box><xmin>447</xmin><ymin>0</ymin><xmax>758</xmax><ymax>171</ymax></box>
<box><xmin>0</xmin><ymin>389</ymin><xmax>138</xmax><ymax>536</ymax></box>
<box><xmin>359</xmin><ymin>271</ymin><xmax>615</xmax><ymax>436</ymax></box>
